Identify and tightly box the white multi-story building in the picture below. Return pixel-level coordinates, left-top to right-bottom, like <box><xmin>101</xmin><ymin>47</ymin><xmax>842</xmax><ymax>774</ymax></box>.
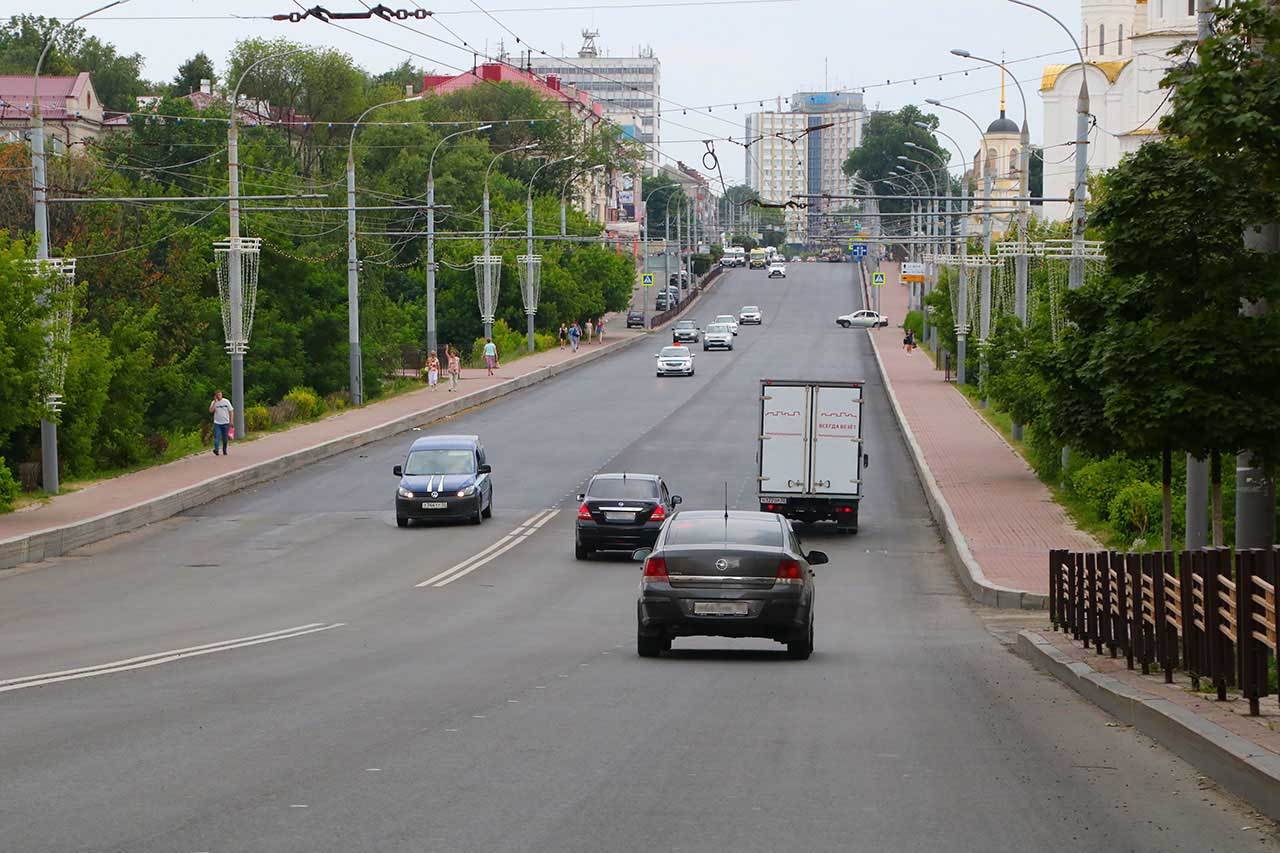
<box><xmin>1039</xmin><ymin>0</ymin><xmax>1207</xmax><ymax>220</ymax></box>
<box><xmin>744</xmin><ymin>92</ymin><xmax>864</xmax><ymax>244</ymax></box>
<box><xmin>529</xmin><ymin>31</ymin><xmax>661</xmax><ymax>173</ymax></box>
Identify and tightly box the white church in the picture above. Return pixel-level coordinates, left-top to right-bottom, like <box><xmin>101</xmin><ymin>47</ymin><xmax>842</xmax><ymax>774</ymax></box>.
<box><xmin>1039</xmin><ymin>0</ymin><xmax>1202</xmax><ymax>220</ymax></box>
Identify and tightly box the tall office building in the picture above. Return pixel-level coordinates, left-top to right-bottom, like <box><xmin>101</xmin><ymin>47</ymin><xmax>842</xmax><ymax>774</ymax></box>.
<box><xmin>744</xmin><ymin>91</ymin><xmax>864</xmax><ymax>244</ymax></box>
<box><xmin>529</xmin><ymin>31</ymin><xmax>661</xmax><ymax>173</ymax></box>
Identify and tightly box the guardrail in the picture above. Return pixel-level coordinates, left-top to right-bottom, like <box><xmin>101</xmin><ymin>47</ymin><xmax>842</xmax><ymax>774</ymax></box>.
<box><xmin>647</xmin><ymin>266</ymin><xmax>724</xmax><ymax>330</ymax></box>
<box><xmin>1049</xmin><ymin>548</ymin><xmax>1278</xmax><ymax>716</ymax></box>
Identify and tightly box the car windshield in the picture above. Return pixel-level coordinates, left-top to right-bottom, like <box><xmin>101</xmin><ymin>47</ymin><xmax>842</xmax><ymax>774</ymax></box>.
<box><xmin>676</xmin><ymin>321</ymin><xmax>695</xmax><ymax>329</ymax></box>
<box><xmin>660</xmin><ymin>347</ymin><xmax>688</xmax><ymax>358</ymax></box>
<box><xmin>404</xmin><ymin>448</ymin><xmax>475</xmax><ymax>475</ymax></box>
<box><xmin>587</xmin><ymin>479</ymin><xmax>660</xmax><ymax>500</ymax></box>
<box><xmin>707</xmin><ymin>324</ymin><xmax>729</xmax><ymax>334</ymax></box>
<box><xmin>742</xmin><ymin>306</ymin><xmax>758</xmax><ymax>312</ymax></box>
<box><xmin>664</xmin><ymin>516</ymin><xmax>783</xmax><ymax>546</ymax></box>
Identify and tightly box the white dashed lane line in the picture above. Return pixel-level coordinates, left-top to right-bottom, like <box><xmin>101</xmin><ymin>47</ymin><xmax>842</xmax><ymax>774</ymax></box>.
<box><xmin>415</xmin><ymin>508</ymin><xmax>562</xmax><ymax>588</ymax></box>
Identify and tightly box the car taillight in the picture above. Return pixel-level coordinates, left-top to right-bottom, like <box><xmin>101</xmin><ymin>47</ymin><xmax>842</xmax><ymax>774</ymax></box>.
<box><xmin>650</xmin><ymin>504</ymin><xmax>666</xmax><ymax>522</ymax></box>
<box><xmin>642</xmin><ymin>556</ymin><xmax>669</xmax><ymax>581</ymax></box>
<box><xmin>776</xmin><ymin>558</ymin><xmax>804</xmax><ymax>583</ymax></box>
<box><xmin>577</xmin><ymin>502</ymin><xmax>592</xmax><ymax>520</ymax></box>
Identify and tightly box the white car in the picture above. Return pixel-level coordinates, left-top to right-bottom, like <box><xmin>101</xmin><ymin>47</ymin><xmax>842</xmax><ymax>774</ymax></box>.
<box><xmin>767</xmin><ymin>263</ymin><xmax>787</xmax><ymax>279</ymax></box>
<box><xmin>655</xmin><ymin>345</ymin><xmax>695</xmax><ymax>377</ymax></box>
<box><xmin>713</xmin><ymin>314</ymin><xmax>739</xmax><ymax>335</ymax></box>
<box><xmin>702</xmin><ymin>323</ymin><xmax>735</xmax><ymax>351</ymax></box>
<box><xmin>739</xmin><ymin>305</ymin><xmax>762</xmax><ymax>325</ymax></box>
<box><xmin>836</xmin><ymin>309</ymin><xmax>889</xmax><ymax>329</ymax></box>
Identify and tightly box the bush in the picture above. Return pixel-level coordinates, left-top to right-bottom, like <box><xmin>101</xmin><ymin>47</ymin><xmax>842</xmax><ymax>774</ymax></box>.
<box><xmin>903</xmin><ymin>310</ymin><xmax>923</xmax><ymax>340</ymax></box>
<box><xmin>283</xmin><ymin>386</ymin><xmax>323</xmax><ymax>420</ymax></box>
<box><xmin>245</xmin><ymin>405</ymin><xmax>272</xmax><ymax>432</ymax></box>
<box><xmin>269</xmin><ymin>399</ymin><xmax>301</xmax><ymax>426</ymax></box>
<box><xmin>144</xmin><ymin>433</ymin><xmax>169</xmax><ymax>458</ymax></box>
<box><xmin>323</xmin><ymin>391</ymin><xmax>350</xmax><ymax>412</ymax></box>
<box><xmin>1109</xmin><ymin>481</ymin><xmax>1163</xmax><ymax>544</ymax></box>
<box><xmin>0</xmin><ymin>457</ymin><xmax>19</xmax><ymax>511</ymax></box>
<box><xmin>1071</xmin><ymin>455</ymin><xmax>1139</xmax><ymax>521</ymax></box>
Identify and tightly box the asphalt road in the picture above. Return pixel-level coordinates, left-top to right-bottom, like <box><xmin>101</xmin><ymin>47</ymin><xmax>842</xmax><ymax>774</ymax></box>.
<box><xmin>0</xmin><ymin>264</ymin><xmax>1270</xmax><ymax>852</ymax></box>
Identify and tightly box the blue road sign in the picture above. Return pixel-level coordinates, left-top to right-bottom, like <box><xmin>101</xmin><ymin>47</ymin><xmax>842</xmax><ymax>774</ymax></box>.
<box><xmin>851</xmin><ymin>244</ymin><xmax>868</xmax><ymax>259</ymax></box>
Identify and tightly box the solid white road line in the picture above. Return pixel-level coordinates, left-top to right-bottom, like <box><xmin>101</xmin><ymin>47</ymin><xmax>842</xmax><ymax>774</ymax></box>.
<box><xmin>0</xmin><ymin>623</ymin><xmax>345</xmax><ymax>694</ymax></box>
<box><xmin>415</xmin><ymin>508</ymin><xmax>558</xmax><ymax>588</ymax></box>
<box><xmin>421</xmin><ymin>509</ymin><xmax>563</xmax><ymax>589</ymax></box>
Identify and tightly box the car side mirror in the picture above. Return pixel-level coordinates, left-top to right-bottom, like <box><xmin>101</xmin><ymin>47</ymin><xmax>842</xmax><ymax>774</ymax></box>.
<box><xmin>671</xmin><ymin>495</ymin><xmax>682</xmax><ymax>506</ymax></box>
<box><xmin>806</xmin><ymin>550</ymin><xmax>829</xmax><ymax>566</ymax></box>
<box><xmin>576</xmin><ymin>493</ymin><xmax>585</xmax><ymax>502</ymax></box>
<box><xmin>478</xmin><ymin>463</ymin><xmax>492</xmax><ymax>475</ymax></box>
<box><xmin>393</xmin><ymin>465</ymin><xmax>403</xmax><ymax>477</ymax></box>
<box><xmin>632</xmin><ymin>547</ymin><xmax>652</xmax><ymax>562</ymax></box>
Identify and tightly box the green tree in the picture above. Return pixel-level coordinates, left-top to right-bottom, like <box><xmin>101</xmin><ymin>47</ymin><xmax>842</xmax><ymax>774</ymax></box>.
<box><xmin>171</xmin><ymin>51</ymin><xmax>216</xmax><ymax>96</ymax></box>
<box><xmin>842</xmin><ymin>105</ymin><xmax>948</xmax><ymax>217</ymax></box>
<box><xmin>0</xmin><ymin>15</ymin><xmax>146</xmax><ymax>112</ymax></box>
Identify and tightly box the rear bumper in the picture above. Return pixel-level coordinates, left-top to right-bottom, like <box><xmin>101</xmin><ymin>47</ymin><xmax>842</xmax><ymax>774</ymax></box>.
<box><xmin>638</xmin><ymin>589</ymin><xmax>811</xmax><ymax>640</ymax></box>
<box><xmin>577</xmin><ymin>522</ymin><xmax>660</xmax><ymax>551</ymax></box>
<box><xmin>759</xmin><ymin>496</ymin><xmax>859</xmax><ymax>525</ymax></box>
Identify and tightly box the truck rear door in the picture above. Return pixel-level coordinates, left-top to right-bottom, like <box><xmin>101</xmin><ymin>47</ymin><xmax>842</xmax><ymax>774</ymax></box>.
<box><xmin>810</xmin><ymin>384</ymin><xmax>863</xmax><ymax>496</ymax></box>
<box><xmin>759</xmin><ymin>383</ymin><xmax>810</xmax><ymax>494</ymax></box>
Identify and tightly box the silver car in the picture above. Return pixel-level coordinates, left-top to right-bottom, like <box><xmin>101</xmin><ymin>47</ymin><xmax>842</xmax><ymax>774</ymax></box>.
<box><xmin>702</xmin><ymin>323</ymin><xmax>734</xmax><ymax>351</ymax></box>
<box><xmin>655</xmin><ymin>345</ymin><xmax>695</xmax><ymax>377</ymax></box>
<box><xmin>836</xmin><ymin>309</ymin><xmax>889</xmax><ymax>328</ymax></box>
<box><xmin>739</xmin><ymin>305</ymin><xmax>762</xmax><ymax>325</ymax></box>
<box><xmin>713</xmin><ymin>314</ymin><xmax>740</xmax><ymax>335</ymax></box>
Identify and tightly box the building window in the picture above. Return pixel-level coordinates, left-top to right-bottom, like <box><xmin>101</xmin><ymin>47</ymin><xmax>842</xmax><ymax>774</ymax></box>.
<box><xmin>1009</xmin><ymin>148</ymin><xmax>1020</xmax><ymax>175</ymax></box>
<box><xmin>1099</xmin><ymin>24</ymin><xmax>1106</xmax><ymax>54</ymax></box>
<box><xmin>1188</xmin><ymin>0</ymin><xmax>1194</xmax><ymax>13</ymax></box>
<box><xmin>1118</xmin><ymin>23</ymin><xmax>1124</xmax><ymax>51</ymax></box>
<box><xmin>987</xmin><ymin>148</ymin><xmax>997</xmax><ymax>177</ymax></box>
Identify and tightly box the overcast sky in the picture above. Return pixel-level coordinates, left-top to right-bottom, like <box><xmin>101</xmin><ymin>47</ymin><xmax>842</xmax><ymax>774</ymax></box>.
<box><xmin>32</xmin><ymin>0</ymin><xmax>1083</xmax><ymax>185</ymax></box>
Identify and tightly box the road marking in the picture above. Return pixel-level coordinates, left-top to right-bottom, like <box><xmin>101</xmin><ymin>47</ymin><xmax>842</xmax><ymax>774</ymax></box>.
<box><xmin>416</xmin><ymin>509</ymin><xmax>561</xmax><ymax>588</ymax></box>
<box><xmin>0</xmin><ymin>623</ymin><xmax>345</xmax><ymax>694</ymax></box>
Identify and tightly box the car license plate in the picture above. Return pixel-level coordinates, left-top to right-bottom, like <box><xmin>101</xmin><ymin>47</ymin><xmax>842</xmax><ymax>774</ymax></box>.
<box><xmin>422</xmin><ymin>501</ymin><xmax>448</xmax><ymax>509</ymax></box>
<box><xmin>768</xmin><ymin>497</ymin><xmax>788</xmax><ymax>504</ymax></box>
<box><xmin>604</xmin><ymin>511</ymin><xmax>636</xmax><ymax>522</ymax></box>
<box><xmin>693</xmin><ymin>601</ymin><xmax>749</xmax><ymax>616</ymax></box>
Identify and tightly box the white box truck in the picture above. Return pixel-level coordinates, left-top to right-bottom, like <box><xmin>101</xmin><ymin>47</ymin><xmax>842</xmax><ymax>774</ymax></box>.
<box><xmin>757</xmin><ymin>379</ymin><xmax>867</xmax><ymax>533</ymax></box>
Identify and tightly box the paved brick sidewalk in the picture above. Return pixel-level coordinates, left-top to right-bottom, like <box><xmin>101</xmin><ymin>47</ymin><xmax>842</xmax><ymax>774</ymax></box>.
<box><xmin>0</xmin><ymin>318</ymin><xmax>643</xmax><ymax>543</ymax></box>
<box><xmin>871</xmin><ymin>263</ymin><xmax>1095</xmax><ymax>595</ymax></box>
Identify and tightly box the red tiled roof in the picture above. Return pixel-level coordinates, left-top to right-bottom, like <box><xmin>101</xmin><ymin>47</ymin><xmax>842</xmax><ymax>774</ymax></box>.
<box><xmin>423</xmin><ymin>63</ymin><xmax>603</xmax><ymax>118</ymax></box>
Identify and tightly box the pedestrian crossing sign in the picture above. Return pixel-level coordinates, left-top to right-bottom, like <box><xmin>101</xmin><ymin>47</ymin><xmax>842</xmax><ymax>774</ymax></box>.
<box><xmin>642</xmin><ymin>272</ymin><xmax>655</xmax><ymax>287</ymax></box>
<box><xmin>872</xmin><ymin>272</ymin><xmax>886</xmax><ymax>287</ymax></box>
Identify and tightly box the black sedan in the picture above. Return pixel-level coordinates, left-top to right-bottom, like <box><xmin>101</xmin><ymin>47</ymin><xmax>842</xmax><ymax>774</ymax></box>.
<box><xmin>634</xmin><ymin>510</ymin><xmax>825</xmax><ymax>659</ymax></box>
<box><xmin>575</xmin><ymin>473</ymin><xmax>681</xmax><ymax>560</ymax></box>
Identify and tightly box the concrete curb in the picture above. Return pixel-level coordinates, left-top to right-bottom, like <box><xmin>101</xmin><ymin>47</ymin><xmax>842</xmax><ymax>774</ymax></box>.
<box><xmin>866</xmin><ymin>328</ymin><xmax>1047</xmax><ymax>610</ymax></box>
<box><xmin>1016</xmin><ymin>629</ymin><xmax>1280</xmax><ymax>821</ymax></box>
<box><xmin>0</xmin><ymin>274</ymin><xmax>733</xmax><ymax>573</ymax></box>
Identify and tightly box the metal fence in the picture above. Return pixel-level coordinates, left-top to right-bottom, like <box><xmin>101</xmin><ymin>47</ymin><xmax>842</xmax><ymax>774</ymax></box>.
<box><xmin>1049</xmin><ymin>548</ymin><xmax>1278</xmax><ymax>716</ymax></box>
<box><xmin>648</xmin><ymin>266</ymin><xmax>724</xmax><ymax>330</ymax></box>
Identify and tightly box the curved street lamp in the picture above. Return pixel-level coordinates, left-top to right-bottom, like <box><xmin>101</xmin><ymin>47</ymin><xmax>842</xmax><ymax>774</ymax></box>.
<box><xmin>427</xmin><ymin>123</ymin><xmax>491</xmax><ymax>356</ymax></box>
<box><xmin>481</xmin><ymin>143</ymin><xmax>538</xmax><ymax>338</ymax></box>
<box><xmin>522</xmin><ymin>155</ymin><xmax>573</xmax><ymax>351</ymax></box>
<box><xmin>560</xmin><ymin>163</ymin><xmax>606</xmax><ymax>236</ymax></box>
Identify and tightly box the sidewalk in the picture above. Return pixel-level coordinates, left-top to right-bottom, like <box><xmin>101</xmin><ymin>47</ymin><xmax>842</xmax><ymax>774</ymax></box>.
<box><xmin>868</xmin><ymin>262</ymin><xmax>1096</xmax><ymax>600</ymax></box>
<box><xmin>0</xmin><ymin>316</ymin><xmax>646</xmax><ymax>569</ymax></box>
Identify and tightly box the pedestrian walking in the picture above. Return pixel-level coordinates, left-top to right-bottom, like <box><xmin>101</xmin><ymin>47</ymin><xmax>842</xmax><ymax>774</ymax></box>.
<box><xmin>597</xmin><ymin>315</ymin><xmax>606</xmax><ymax>343</ymax></box>
<box><xmin>568</xmin><ymin>322</ymin><xmax>581</xmax><ymax>352</ymax></box>
<box><xmin>447</xmin><ymin>345</ymin><xmax>461</xmax><ymax>392</ymax></box>
<box><xmin>483</xmin><ymin>338</ymin><xmax>499</xmax><ymax>376</ymax></box>
<box><xmin>903</xmin><ymin>328</ymin><xmax>917</xmax><ymax>353</ymax></box>
<box><xmin>425</xmin><ymin>351</ymin><xmax>440</xmax><ymax>389</ymax></box>
<box><xmin>209</xmin><ymin>390</ymin><xmax>233</xmax><ymax>456</ymax></box>
<box><xmin>585</xmin><ymin>318</ymin><xmax>595</xmax><ymax>345</ymax></box>
<box><xmin>558</xmin><ymin>323</ymin><xmax>567</xmax><ymax>350</ymax></box>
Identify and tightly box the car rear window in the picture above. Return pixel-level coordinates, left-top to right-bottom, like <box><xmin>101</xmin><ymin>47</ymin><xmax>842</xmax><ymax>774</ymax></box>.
<box><xmin>664</xmin><ymin>516</ymin><xmax>782</xmax><ymax>546</ymax></box>
<box><xmin>588</xmin><ymin>479</ymin><xmax>660</xmax><ymax>500</ymax></box>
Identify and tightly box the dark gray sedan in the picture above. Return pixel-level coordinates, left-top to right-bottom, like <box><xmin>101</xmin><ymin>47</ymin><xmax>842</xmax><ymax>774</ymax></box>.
<box><xmin>634</xmin><ymin>510</ymin><xmax>825</xmax><ymax>659</ymax></box>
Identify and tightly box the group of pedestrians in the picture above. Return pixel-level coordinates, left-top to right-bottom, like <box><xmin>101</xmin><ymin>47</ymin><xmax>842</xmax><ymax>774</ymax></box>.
<box><xmin>422</xmin><ymin>344</ymin><xmax>463</xmax><ymax>391</ymax></box>
<box><xmin>558</xmin><ymin>316</ymin><xmax>606</xmax><ymax>353</ymax></box>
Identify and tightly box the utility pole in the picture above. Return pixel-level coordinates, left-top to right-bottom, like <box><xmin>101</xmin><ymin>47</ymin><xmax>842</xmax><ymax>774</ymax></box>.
<box><xmin>957</xmin><ymin>177</ymin><xmax>970</xmax><ymax>385</ymax></box>
<box><xmin>979</xmin><ymin>167</ymin><xmax>994</xmax><ymax>406</ymax></box>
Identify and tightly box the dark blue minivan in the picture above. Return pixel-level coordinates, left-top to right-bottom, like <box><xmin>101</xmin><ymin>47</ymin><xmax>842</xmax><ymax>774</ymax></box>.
<box><xmin>393</xmin><ymin>434</ymin><xmax>493</xmax><ymax>527</ymax></box>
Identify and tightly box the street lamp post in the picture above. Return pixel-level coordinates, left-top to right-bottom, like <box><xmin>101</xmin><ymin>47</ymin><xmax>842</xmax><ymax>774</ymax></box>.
<box><xmin>905</xmin><ymin>142</ymin><xmax>951</xmax><ymax>347</ymax></box>
<box><xmin>642</xmin><ymin>184</ymin><xmax>682</xmax><ymax>316</ymax></box>
<box><xmin>347</xmin><ymin>94</ymin><xmax>425</xmax><ymax>404</ymax></box>
<box><xmin>227</xmin><ymin>45</ymin><xmax>312</xmax><ymax>437</ymax></box>
<box><xmin>30</xmin><ymin>1</ymin><xmax>128</xmax><ymax>493</ymax></box>
<box><xmin>1008</xmin><ymin>0</ymin><xmax>1088</xmax><ymax>290</ymax></box>
<box><xmin>899</xmin><ymin>156</ymin><xmax>943</xmax><ymax>310</ymax></box>
<box><xmin>953</xmin><ymin>48</ymin><xmax>1035</xmax><ymax>434</ymax></box>
<box><xmin>560</xmin><ymin>163</ymin><xmax>605</xmax><ymax>236</ymax></box>
<box><xmin>482</xmin><ymin>143</ymin><xmax>537</xmax><ymax>338</ymax></box>
<box><xmin>427</xmin><ymin>124</ymin><xmax>492</xmax><ymax>359</ymax></box>
<box><xmin>525</xmin><ymin>155</ymin><xmax>573</xmax><ymax>351</ymax></box>
<box><xmin>917</xmin><ymin>121</ymin><xmax>968</xmax><ymax>364</ymax></box>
